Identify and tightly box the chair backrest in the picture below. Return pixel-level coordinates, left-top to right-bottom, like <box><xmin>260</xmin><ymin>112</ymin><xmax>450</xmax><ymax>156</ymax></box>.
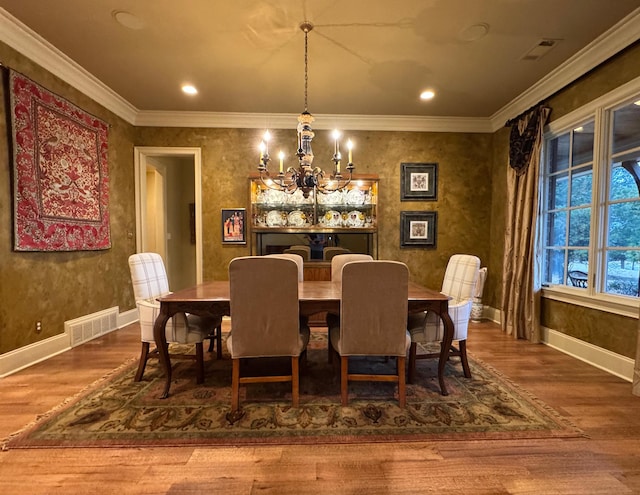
<box><xmin>339</xmin><ymin>260</ymin><xmax>409</xmax><ymax>356</ymax></box>
<box><xmin>331</xmin><ymin>253</ymin><xmax>373</xmax><ymax>282</ymax></box>
<box><xmin>284</xmin><ymin>245</ymin><xmax>310</xmax><ymax>261</ymax></box>
<box><xmin>323</xmin><ymin>246</ymin><xmax>350</xmax><ymax>261</ymax></box>
<box><xmin>441</xmin><ymin>254</ymin><xmax>481</xmax><ymax>304</ymax></box>
<box><xmin>265</xmin><ymin>253</ymin><xmax>304</xmax><ymax>281</ymax></box>
<box><xmin>128</xmin><ymin>252</ymin><xmax>170</xmax><ymax>301</ymax></box>
<box><xmin>229</xmin><ymin>256</ymin><xmax>302</xmax><ymax>358</ymax></box>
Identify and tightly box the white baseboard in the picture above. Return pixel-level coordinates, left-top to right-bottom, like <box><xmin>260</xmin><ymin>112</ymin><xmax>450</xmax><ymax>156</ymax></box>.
<box><xmin>0</xmin><ymin>307</ymin><xmax>138</xmax><ymax>378</ymax></box>
<box><xmin>0</xmin><ymin>333</ymin><xmax>70</xmax><ymax>378</ymax></box>
<box><xmin>541</xmin><ymin>326</ymin><xmax>635</xmax><ymax>382</ymax></box>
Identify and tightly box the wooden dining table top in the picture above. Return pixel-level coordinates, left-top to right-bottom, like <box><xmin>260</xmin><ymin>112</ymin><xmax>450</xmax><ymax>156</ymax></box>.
<box><xmin>159</xmin><ymin>280</ymin><xmax>448</xmax><ymax>306</ymax></box>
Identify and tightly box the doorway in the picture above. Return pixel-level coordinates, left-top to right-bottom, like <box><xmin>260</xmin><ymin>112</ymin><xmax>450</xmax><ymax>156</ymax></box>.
<box><xmin>134</xmin><ymin>147</ymin><xmax>204</xmax><ymax>289</ymax></box>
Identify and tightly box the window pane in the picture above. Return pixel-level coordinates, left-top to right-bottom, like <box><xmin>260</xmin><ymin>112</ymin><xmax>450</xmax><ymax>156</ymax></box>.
<box><xmin>610</xmin><ymin>160</ymin><xmax>640</xmax><ymax>201</ymax></box>
<box><xmin>547</xmin><ymin>211</ymin><xmax>567</xmax><ymax>245</ymax></box>
<box><xmin>546</xmin><ymin>249</ymin><xmax>565</xmax><ymax>284</ymax></box>
<box><xmin>612</xmin><ymin>102</ymin><xmax>640</xmax><ymax>155</ymax></box>
<box><xmin>568</xmin><ymin>208</ymin><xmax>590</xmax><ymax>246</ymax></box>
<box><xmin>572</xmin><ymin>121</ymin><xmax>594</xmax><ymax>166</ymax></box>
<box><xmin>547</xmin><ymin>133</ymin><xmax>570</xmax><ymax>173</ymax></box>
<box><xmin>570</xmin><ymin>165</ymin><xmax>592</xmax><ymax>206</ymax></box>
<box><xmin>605</xmin><ymin>250</ymin><xmax>640</xmax><ymax>297</ymax></box>
<box><xmin>608</xmin><ymin>202</ymin><xmax>640</xmax><ymax>247</ymax></box>
<box><xmin>548</xmin><ymin>172</ymin><xmax>568</xmax><ymax>209</ymax></box>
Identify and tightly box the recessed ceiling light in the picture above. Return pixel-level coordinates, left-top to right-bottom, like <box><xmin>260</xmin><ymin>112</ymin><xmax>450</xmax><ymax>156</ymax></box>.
<box><xmin>458</xmin><ymin>23</ymin><xmax>489</xmax><ymax>42</ymax></box>
<box><xmin>112</xmin><ymin>10</ymin><xmax>145</xmax><ymax>30</ymax></box>
<box><xmin>420</xmin><ymin>90</ymin><xmax>435</xmax><ymax>101</ymax></box>
<box><xmin>634</xmin><ymin>100</ymin><xmax>640</xmax><ymax>106</ymax></box>
<box><xmin>182</xmin><ymin>85</ymin><xmax>198</xmax><ymax>95</ymax></box>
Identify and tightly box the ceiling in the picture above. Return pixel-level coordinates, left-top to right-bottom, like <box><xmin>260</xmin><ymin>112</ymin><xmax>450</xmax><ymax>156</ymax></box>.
<box><xmin>1</xmin><ymin>0</ymin><xmax>640</xmax><ymax>130</ymax></box>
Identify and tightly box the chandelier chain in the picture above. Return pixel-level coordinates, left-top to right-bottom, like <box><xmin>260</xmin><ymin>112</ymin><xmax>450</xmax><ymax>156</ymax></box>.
<box><xmin>304</xmin><ymin>27</ymin><xmax>309</xmax><ymax>112</ymax></box>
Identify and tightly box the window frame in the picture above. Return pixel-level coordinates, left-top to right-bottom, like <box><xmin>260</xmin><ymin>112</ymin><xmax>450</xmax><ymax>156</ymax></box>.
<box><xmin>539</xmin><ymin>76</ymin><xmax>640</xmax><ymax>318</ymax></box>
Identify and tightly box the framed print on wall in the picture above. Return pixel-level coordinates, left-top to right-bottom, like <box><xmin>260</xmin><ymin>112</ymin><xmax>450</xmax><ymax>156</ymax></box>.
<box><xmin>400</xmin><ymin>211</ymin><xmax>437</xmax><ymax>248</ymax></box>
<box><xmin>401</xmin><ymin>162</ymin><xmax>437</xmax><ymax>201</ymax></box>
<box><xmin>222</xmin><ymin>208</ymin><xmax>246</xmax><ymax>244</ymax></box>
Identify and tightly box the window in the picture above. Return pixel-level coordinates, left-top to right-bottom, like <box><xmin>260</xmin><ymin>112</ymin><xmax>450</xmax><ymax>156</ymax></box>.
<box><xmin>541</xmin><ymin>99</ymin><xmax>640</xmax><ymax>300</ymax></box>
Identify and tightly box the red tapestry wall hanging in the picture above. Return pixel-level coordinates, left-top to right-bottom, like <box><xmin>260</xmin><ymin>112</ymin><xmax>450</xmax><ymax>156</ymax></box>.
<box><xmin>9</xmin><ymin>69</ymin><xmax>111</xmax><ymax>251</ymax></box>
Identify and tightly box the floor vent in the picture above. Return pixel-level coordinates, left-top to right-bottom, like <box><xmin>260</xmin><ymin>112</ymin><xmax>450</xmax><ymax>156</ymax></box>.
<box><xmin>65</xmin><ymin>307</ymin><xmax>119</xmax><ymax>347</ymax></box>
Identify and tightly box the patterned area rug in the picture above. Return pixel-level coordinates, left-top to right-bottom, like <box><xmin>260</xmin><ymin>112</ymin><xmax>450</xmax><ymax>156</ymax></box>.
<box><xmin>3</xmin><ymin>334</ymin><xmax>584</xmax><ymax>449</ymax></box>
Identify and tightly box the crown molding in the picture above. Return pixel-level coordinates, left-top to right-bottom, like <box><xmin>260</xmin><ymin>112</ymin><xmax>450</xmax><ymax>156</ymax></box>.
<box><xmin>134</xmin><ymin>110</ymin><xmax>494</xmax><ymax>133</ymax></box>
<box><xmin>0</xmin><ymin>8</ymin><xmax>138</xmax><ymax>123</ymax></box>
<box><xmin>490</xmin><ymin>7</ymin><xmax>640</xmax><ymax>131</ymax></box>
<box><xmin>1</xmin><ymin>6</ymin><xmax>639</xmax><ymax>134</ymax></box>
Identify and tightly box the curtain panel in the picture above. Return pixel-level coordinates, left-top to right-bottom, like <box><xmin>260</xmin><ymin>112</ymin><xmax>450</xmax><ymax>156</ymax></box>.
<box><xmin>501</xmin><ymin>105</ymin><xmax>551</xmax><ymax>341</ymax></box>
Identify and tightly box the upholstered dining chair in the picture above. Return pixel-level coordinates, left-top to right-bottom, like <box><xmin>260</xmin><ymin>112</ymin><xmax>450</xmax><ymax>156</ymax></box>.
<box><xmin>328</xmin><ymin>260</ymin><xmax>410</xmax><ymax>408</ymax></box>
<box><xmin>323</xmin><ymin>246</ymin><xmax>351</xmax><ymax>261</ymax></box>
<box><xmin>128</xmin><ymin>252</ymin><xmax>223</xmax><ymax>383</ymax></box>
<box><xmin>227</xmin><ymin>256</ymin><xmax>311</xmax><ymax>412</ymax></box>
<box><xmin>325</xmin><ymin>253</ymin><xmax>374</xmax><ymax>361</ymax></box>
<box><xmin>407</xmin><ymin>254</ymin><xmax>480</xmax><ymax>383</ymax></box>
<box><xmin>330</xmin><ymin>253</ymin><xmax>373</xmax><ymax>282</ymax></box>
<box><xmin>283</xmin><ymin>245</ymin><xmax>311</xmax><ymax>261</ymax></box>
<box><xmin>266</xmin><ymin>253</ymin><xmax>304</xmax><ymax>281</ymax></box>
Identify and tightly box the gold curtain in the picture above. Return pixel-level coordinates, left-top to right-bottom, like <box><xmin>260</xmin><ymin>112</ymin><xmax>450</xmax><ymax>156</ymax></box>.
<box><xmin>634</xmin><ymin>304</ymin><xmax>640</xmax><ymax>396</ymax></box>
<box><xmin>501</xmin><ymin>106</ymin><xmax>551</xmax><ymax>341</ymax></box>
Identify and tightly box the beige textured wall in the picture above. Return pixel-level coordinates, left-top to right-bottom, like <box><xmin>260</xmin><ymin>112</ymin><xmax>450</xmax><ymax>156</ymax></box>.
<box><xmin>135</xmin><ymin>128</ymin><xmax>493</xmax><ymax>290</ymax></box>
<box><xmin>538</xmin><ymin>41</ymin><xmax>640</xmax><ymax>358</ymax></box>
<box><xmin>0</xmin><ymin>42</ymin><xmax>137</xmax><ymax>354</ymax></box>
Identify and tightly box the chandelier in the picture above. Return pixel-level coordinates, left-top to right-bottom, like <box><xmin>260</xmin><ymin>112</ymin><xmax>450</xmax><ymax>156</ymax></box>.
<box><xmin>257</xmin><ymin>21</ymin><xmax>355</xmax><ymax>198</ymax></box>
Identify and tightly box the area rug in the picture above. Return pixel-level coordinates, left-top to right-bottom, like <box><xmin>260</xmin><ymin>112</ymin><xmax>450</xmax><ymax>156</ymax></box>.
<box><xmin>2</xmin><ymin>334</ymin><xmax>584</xmax><ymax>449</ymax></box>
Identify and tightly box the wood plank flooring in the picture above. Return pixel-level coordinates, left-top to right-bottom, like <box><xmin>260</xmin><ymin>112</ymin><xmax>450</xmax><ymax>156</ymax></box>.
<box><xmin>1</xmin><ymin>320</ymin><xmax>639</xmax><ymax>494</ymax></box>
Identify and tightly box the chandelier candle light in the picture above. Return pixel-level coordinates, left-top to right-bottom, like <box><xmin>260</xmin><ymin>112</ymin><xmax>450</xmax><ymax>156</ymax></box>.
<box><xmin>257</xmin><ymin>21</ymin><xmax>355</xmax><ymax>198</ymax></box>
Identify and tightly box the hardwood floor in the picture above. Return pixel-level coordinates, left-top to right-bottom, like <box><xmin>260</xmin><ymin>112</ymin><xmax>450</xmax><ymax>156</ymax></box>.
<box><xmin>1</xmin><ymin>320</ymin><xmax>639</xmax><ymax>494</ymax></box>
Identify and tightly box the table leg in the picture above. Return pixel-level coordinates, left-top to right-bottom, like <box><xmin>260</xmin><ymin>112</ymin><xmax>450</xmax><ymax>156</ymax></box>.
<box><xmin>438</xmin><ymin>309</ymin><xmax>454</xmax><ymax>396</ymax></box>
<box><xmin>153</xmin><ymin>310</ymin><xmax>172</xmax><ymax>399</ymax></box>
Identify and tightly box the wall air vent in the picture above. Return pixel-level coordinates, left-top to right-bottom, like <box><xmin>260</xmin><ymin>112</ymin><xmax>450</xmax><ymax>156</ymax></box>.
<box><xmin>521</xmin><ymin>39</ymin><xmax>561</xmax><ymax>61</ymax></box>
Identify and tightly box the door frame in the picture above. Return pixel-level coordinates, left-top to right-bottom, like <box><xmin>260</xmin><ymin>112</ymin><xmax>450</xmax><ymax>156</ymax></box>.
<box><xmin>133</xmin><ymin>146</ymin><xmax>204</xmax><ymax>283</ymax></box>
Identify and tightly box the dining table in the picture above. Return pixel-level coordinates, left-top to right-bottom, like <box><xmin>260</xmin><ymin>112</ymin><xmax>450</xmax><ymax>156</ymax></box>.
<box><xmin>153</xmin><ymin>280</ymin><xmax>454</xmax><ymax>398</ymax></box>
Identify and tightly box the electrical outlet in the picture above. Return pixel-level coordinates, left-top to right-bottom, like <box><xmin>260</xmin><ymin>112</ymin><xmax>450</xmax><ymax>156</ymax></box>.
<box><xmin>36</xmin><ymin>321</ymin><xmax>42</xmax><ymax>333</ymax></box>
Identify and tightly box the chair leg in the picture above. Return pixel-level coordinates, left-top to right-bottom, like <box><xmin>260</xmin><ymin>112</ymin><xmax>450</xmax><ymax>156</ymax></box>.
<box><xmin>459</xmin><ymin>339</ymin><xmax>472</xmax><ymax>379</ymax></box>
<box><xmin>134</xmin><ymin>342</ymin><xmax>151</xmax><ymax>382</ymax></box>
<box><xmin>327</xmin><ymin>328</ymin><xmax>333</xmax><ymax>363</ymax></box>
<box><xmin>216</xmin><ymin>324</ymin><xmax>223</xmax><ymax>359</ymax></box>
<box><xmin>291</xmin><ymin>356</ymin><xmax>300</xmax><ymax>408</ymax></box>
<box><xmin>231</xmin><ymin>358</ymin><xmax>240</xmax><ymax>412</ymax></box>
<box><xmin>341</xmin><ymin>356</ymin><xmax>349</xmax><ymax>406</ymax></box>
<box><xmin>407</xmin><ymin>342</ymin><xmax>417</xmax><ymax>384</ymax></box>
<box><xmin>207</xmin><ymin>323</ymin><xmax>223</xmax><ymax>360</ymax></box>
<box><xmin>397</xmin><ymin>356</ymin><xmax>406</xmax><ymax>409</ymax></box>
<box><xmin>195</xmin><ymin>342</ymin><xmax>204</xmax><ymax>384</ymax></box>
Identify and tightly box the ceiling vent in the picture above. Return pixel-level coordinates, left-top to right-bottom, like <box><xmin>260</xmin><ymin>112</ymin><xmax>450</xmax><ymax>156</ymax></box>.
<box><xmin>521</xmin><ymin>39</ymin><xmax>561</xmax><ymax>61</ymax></box>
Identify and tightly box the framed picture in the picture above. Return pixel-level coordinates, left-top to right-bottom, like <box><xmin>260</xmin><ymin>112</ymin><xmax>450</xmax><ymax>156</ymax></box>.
<box><xmin>401</xmin><ymin>162</ymin><xmax>438</xmax><ymax>201</ymax></box>
<box><xmin>400</xmin><ymin>211</ymin><xmax>437</xmax><ymax>248</ymax></box>
<box><xmin>222</xmin><ymin>208</ymin><xmax>246</xmax><ymax>244</ymax></box>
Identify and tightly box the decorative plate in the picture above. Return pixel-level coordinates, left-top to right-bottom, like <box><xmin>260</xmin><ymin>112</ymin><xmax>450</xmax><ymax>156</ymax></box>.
<box><xmin>287</xmin><ymin>210</ymin><xmax>307</xmax><ymax>227</ymax></box>
<box><xmin>345</xmin><ymin>210</ymin><xmax>365</xmax><ymax>227</ymax></box>
<box><xmin>323</xmin><ymin>210</ymin><xmax>343</xmax><ymax>227</ymax></box>
<box><xmin>345</xmin><ymin>188</ymin><xmax>365</xmax><ymax>205</ymax></box>
<box><xmin>266</xmin><ymin>210</ymin><xmax>286</xmax><ymax>227</ymax></box>
<box><xmin>318</xmin><ymin>190</ymin><xmax>343</xmax><ymax>205</ymax></box>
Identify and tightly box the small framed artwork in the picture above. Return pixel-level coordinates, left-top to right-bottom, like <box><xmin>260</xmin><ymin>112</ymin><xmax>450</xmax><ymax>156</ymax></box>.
<box><xmin>221</xmin><ymin>208</ymin><xmax>246</xmax><ymax>244</ymax></box>
<box><xmin>401</xmin><ymin>162</ymin><xmax>438</xmax><ymax>201</ymax></box>
<box><xmin>400</xmin><ymin>211</ymin><xmax>437</xmax><ymax>248</ymax></box>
